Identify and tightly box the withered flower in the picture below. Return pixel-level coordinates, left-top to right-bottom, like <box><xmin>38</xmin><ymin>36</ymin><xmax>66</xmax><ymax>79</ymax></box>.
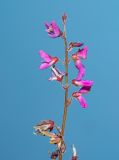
<box><xmin>34</xmin><ymin>120</ymin><xmax>54</xmax><ymax>135</ymax></box>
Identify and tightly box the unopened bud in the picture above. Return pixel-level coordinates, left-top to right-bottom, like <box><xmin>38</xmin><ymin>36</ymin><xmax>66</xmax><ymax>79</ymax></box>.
<box><xmin>62</xmin><ymin>13</ymin><xmax>67</xmax><ymax>24</ymax></box>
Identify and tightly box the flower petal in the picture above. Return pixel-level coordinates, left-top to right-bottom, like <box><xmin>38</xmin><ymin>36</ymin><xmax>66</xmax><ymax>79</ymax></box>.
<box><xmin>77</xmin><ymin>46</ymin><xmax>88</xmax><ymax>59</ymax></box>
<box><xmin>77</xmin><ymin>96</ymin><xmax>88</xmax><ymax>108</ymax></box>
<box><xmin>39</xmin><ymin>50</ymin><xmax>52</xmax><ymax>62</ymax></box>
<box><xmin>74</xmin><ymin>59</ymin><xmax>81</xmax><ymax>69</ymax></box>
<box><xmin>76</xmin><ymin>64</ymin><xmax>85</xmax><ymax>80</ymax></box>
<box><xmin>45</xmin><ymin>21</ymin><xmax>61</xmax><ymax>38</ymax></box>
<box><xmin>72</xmin><ymin>80</ymin><xmax>93</xmax><ymax>86</ymax></box>
<box><xmin>39</xmin><ymin>62</ymin><xmax>50</xmax><ymax>70</ymax></box>
<box><xmin>79</xmin><ymin>85</ymin><xmax>92</xmax><ymax>94</ymax></box>
<box><xmin>45</xmin><ymin>22</ymin><xmax>50</xmax><ymax>29</ymax></box>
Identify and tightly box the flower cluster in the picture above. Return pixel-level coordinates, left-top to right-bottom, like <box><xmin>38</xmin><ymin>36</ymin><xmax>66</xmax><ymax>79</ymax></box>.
<box><xmin>35</xmin><ymin>15</ymin><xmax>94</xmax><ymax>160</ymax></box>
<box><xmin>71</xmin><ymin>44</ymin><xmax>94</xmax><ymax>108</ymax></box>
<box><xmin>38</xmin><ymin>21</ymin><xmax>93</xmax><ymax>108</ymax></box>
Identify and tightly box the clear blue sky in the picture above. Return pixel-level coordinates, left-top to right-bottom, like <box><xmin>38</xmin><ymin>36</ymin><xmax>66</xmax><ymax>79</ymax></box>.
<box><xmin>0</xmin><ymin>0</ymin><xmax>119</xmax><ymax>159</ymax></box>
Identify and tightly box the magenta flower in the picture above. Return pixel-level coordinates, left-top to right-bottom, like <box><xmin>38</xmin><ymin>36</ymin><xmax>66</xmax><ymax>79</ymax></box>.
<box><xmin>72</xmin><ymin>58</ymin><xmax>85</xmax><ymax>80</ymax></box>
<box><xmin>76</xmin><ymin>46</ymin><xmax>88</xmax><ymax>59</ymax></box>
<box><xmin>72</xmin><ymin>145</ymin><xmax>78</xmax><ymax>160</ymax></box>
<box><xmin>72</xmin><ymin>85</ymin><xmax>93</xmax><ymax>108</ymax></box>
<box><xmin>72</xmin><ymin>46</ymin><xmax>88</xmax><ymax>60</ymax></box>
<box><xmin>39</xmin><ymin>50</ymin><xmax>59</xmax><ymax>70</ymax></box>
<box><xmin>45</xmin><ymin>21</ymin><xmax>62</xmax><ymax>38</ymax></box>
<box><xmin>72</xmin><ymin>79</ymin><xmax>94</xmax><ymax>87</ymax></box>
<box><xmin>78</xmin><ymin>85</ymin><xmax>92</xmax><ymax>94</ymax></box>
<box><xmin>72</xmin><ymin>52</ymin><xmax>86</xmax><ymax>80</ymax></box>
<box><xmin>76</xmin><ymin>64</ymin><xmax>85</xmax><ymax>80</ymax></box>
<box><xmin>34</xmin><ymin>120</ymin><xmax>54</xmax><ymax>135</ymax></box>
<box><xmin>49</xmin><ymin>66</ymin><xmax>65</xmax><ymax>82</ymax></box>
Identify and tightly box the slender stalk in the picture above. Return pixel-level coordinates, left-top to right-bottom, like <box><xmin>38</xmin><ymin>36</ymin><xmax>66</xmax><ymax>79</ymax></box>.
<box><xmin>58</xmin><ymin>18</ymin><xmax>69</xmax><ymax>160</ymax></box>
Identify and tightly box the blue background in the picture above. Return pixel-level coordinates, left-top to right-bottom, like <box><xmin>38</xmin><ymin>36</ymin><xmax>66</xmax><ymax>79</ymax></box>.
<box><xmin>0</xmin><ymin>0</ymin><xmax>119</xmax><ymax>159</ymax></box>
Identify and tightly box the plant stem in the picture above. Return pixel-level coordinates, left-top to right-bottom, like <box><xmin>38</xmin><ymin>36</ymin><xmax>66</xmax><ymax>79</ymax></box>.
<box><xmin>58</xmin><ymin>20</ymin><xmax>69</xmax><ymax>160</ymax></box>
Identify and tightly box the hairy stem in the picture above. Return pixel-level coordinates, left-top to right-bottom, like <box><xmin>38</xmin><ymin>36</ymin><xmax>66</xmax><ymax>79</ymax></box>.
<box><xmin>58</xmin><ymin>20</ymin><xmax>69</xmax><ymax>160</ymax></box>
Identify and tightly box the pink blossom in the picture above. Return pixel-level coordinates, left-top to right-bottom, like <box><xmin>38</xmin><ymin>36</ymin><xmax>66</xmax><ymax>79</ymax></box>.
<box><xmin>49</xmin><ymin>66</ymin><xmax>65</xmax><ymax>82</ymax></box>
<box><xmin>72</xmin><ymin>54</ymin><xmax>86</xmax><ymax>80</ymax></box>
<box><xmin>77</xmin><ymin>96</ymin><xmax>88</xmax><ymax>108</ymax></box>
<box><xmin>76</xmin><ymin>46</ymin><xmax>88</xmax><ymax>59</ymax></box>
<box><xmin>39</xmin><ymin>50</ymin><xmax>59</xmax><ymax>69</ymax></box>
<box><xmin>72</xmin><ymin>79</ymin><xmax>94</xmax><ymax>87</ymax></box>
<box><xmin>79</xmin><ymin>85</ymin><xmax>92</xmax><ymax>94</ymax></box>
<box><xmin>72</xmin><ymin>85</ymin><xmax>93</xmax><ymax>108</ymax></box>
<box><xmin>71</xmin><ymin>58</ymin><xmax>85</xmax><ymax>80</ymax></box>
<box><xmin>45</xmin><ymin>21</ymin><xmax>62</xmax><ymax>38</ymax></box>
<box><xmin>72</xmin><ymin>46</ymin><xmax>88</xmax><ymax>60</ymax></box>
<box><xmin>72</xmin><ymin>57</ymin><xmax>85</xmax><ymax>72</ymax></box>
<box><xmin>76</xmin><ymin>64</ymin><xmax>85</xmax><ymax>80</ymax></box>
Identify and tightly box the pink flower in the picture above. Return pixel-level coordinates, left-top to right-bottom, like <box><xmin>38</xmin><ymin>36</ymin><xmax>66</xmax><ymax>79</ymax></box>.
<box><xmin>49</xmin><ymin>66</ymin><xmax>65</xmax><ymax>82</ymax></box>
<box><xmin>72</xmin><ymin>46</ymin><xmax>88</xmax><ymax>60</ymax></box>
<box><xmin>72</xmin><ymin>56</ymin><xmax>85</xmax><ymax>72</ymax></box>
<box><xmin>72</xmin><ymin>145</ymin><xmax>78</xmax><ymax>160</ymax></box>
<box><xmin>76</xmin><ymin>46</ymin><xmax>88</xmax><ymax>59</ymax></box>
<box><xmin>76</xmin><ymin>64</ymin><xmax>85</xmax><ymax>80</ymax></box>
<box><xmin>79</xmin><ymin>85</ymin><xmax>92</xmax><ymax>94</ymax></box>
<box><xmin>72</xmin><ymin>85</ymin><xmax>93</xmax><ymax>108</ymax></box>
<box><xmin>71</xmin><ymin>58</ymin><xmax>85</xmax><ymax>80</ymax></box>
<box><xmin>72</xmin><ymin>79</ymin><xmax>94</xmax><ymax>87</ymax></box>
<box><xmin>71</xmin><ymin>47</ymin><xmax>88</xmax><ymax>79</ymax></box>
<box><xmin>34</xmin><ymin>120</ymin><xmax>54</xmax><ymax>134</ymax></box>
<box><xmin>45</xmin><ymin>21</ymin><xmax>62</xmax><ymax>38</ymax></box>
<box><xmin>39</xmin><ymin>50</ymin><xmax>59</xmax><ymax>70</ymax></box>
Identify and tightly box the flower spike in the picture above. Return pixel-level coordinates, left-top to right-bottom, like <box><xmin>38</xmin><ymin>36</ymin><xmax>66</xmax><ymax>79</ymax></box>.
<box><xmin>36</xmin><ymin>14</ymin><xmax>94</xmax><ymax>160</ymax></box>
<box><xmin>45</xmin><ymin>21</ymin><xmax>62</xmax><ymax>38</ymax></box>
<box><xmin>39</xmin><ymin>50</ymin><xmax>59</xmax><ymax>70</ymax></box>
